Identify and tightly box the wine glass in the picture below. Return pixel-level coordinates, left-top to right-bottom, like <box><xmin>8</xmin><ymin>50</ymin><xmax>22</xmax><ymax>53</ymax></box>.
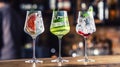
<box><xmin>24</xmin><ymin>10</ymin><xmax>44</xmax><ymax>63</ymax></box>
<box><xmin>50</xmin><ymin>11</ymin><xmax>70</xmax><ymax>65</ymax></box>
<box><xmin>76</xmin><ymin>6</ymin><xmax>96</xmax><ymax>63</ymax></box>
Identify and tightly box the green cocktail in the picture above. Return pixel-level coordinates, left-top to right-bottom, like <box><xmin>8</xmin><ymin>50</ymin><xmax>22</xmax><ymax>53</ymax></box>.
<box><xmin>50</xmin><ymin>11</ymin><xmax>70</xmax><ymax>65</ymax></box>
<box><xmin>50</xmin><ymin>26</ymin><xmax>70</xmax><ymax>37</ymax></box>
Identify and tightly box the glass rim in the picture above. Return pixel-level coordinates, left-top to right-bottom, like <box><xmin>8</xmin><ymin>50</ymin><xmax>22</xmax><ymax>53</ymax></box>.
<box><xmin>53</xmin><ymin>10</ymin><xmax>67</xmax><ymax>12</ymax></box>
<box><xmin>26</xmin><ymin>10</ymin><xmax>42</xmax><ymax>12</ymax></box>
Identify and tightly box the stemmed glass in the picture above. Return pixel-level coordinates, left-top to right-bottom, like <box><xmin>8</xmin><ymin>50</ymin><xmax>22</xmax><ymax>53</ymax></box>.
<box><xmin>24</xmin><ymin>10</ymin><xmax>44</xmax><ymax>63</ymax></box>
<box><xmin>76</xmin><ymin>6</ymin><xmax>96</xmax><ymax>63</ymax></box>
<box><xmin>50</xmin><ymin>11</ymin><xmax>70</xmax><ymax>65</ymax></box>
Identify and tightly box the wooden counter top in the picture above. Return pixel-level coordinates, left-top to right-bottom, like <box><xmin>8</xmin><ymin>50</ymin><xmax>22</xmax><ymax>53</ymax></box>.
<box><xmin>0</xmin><ymin>55</ymin><xmax>120</xmax><ymax>67</ymax></box>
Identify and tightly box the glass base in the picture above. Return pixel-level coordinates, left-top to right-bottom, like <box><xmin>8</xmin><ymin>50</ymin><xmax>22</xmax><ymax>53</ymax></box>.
<box><xmin>51</xmin><ymin>57</ymin><xmax>69</xmax><ymax>66</ymax></box>
<box><xmin>51</xmin><ymin>57</ymin><xmax>69</xmax><ymax>63</ymax></box>
<box><xmin>25</xmin><ymin>59</ymin><xmax>43</xmax><ymax>63</ymax></box>
<box><xmin>77</xmin><ymin>58</ymin><xmax>95</xmax><ymax>64</ymax></box>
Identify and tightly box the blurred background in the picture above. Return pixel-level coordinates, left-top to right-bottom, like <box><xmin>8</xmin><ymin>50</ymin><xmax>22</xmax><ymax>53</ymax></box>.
<box><xmin>0</xmin><ymin>0</ymin><xmax>120</xmax><ymax>60</ymax></box>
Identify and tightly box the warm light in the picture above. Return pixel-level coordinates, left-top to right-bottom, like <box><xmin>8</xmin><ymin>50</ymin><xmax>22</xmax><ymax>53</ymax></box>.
<box><xmin>72</xmin><ymin>44</ymin><xmax>77</xmax><ymax>50</ymax></box>
<box><xmin>32</xmin><ymin>63</ymin><xmax>36</xmax><ymax>67</ymax></box>
<box><xmin>58</xmin><ymin>2</ymin><xmax>63</xmax><ymax>9</ymax></box>
<box><xmin>98</xmin><ymin>0</ymin><xmax>104</xmax><ymax>20</ymax></box>
<box><xmin>32</xmin><ymin>4</ymin><xmax>37</xmax><ymax>9</ymax></box>
<box><xmin>72</xmin><ymin>53</ymin><xmax>77</xmax><ymax>57</ymax></box>
<box><xmin>79</xmin><ymin>42</ymin><xmax>83</xmax><ymax>48</ymax></box>
<box><xmin>49</xmin><ymin>0</ymin><xmax>56</xmax><ymax>9</ymax></box>
<box><xmin>81</xmin><ymin>3</ymin><xmax>86</xmax><ymax>9</ymax></box>
<box><xmin>63</xmin><ymin>1</ymin><xmax>71</xmax><ymax>9</ymax></box>
<box><xmin>25</xmin><ymin>43</ymin><xmax>32</xmax><ymax>49</ymax></box>
<box><xmin>105</xmin><ymin>7</ymin><xmax>109</xmax><ymax>19</ymax></box>
<box><xmin>94</xmin><ymin>49</ymin><xmax>99</xmax><ymax>55</ymax></box>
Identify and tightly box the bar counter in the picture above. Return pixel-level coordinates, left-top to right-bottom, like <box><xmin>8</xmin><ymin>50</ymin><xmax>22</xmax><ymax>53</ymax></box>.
<box><xmin>0</xmin><ymin>55</ymin><xmax>120</xmax><ymax>67</ymax></box>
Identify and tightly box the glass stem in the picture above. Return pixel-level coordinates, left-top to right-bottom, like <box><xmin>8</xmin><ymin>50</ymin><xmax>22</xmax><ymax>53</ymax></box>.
<box><xmin>58</xmin><ymin>37</ymin><xmax>62</xmax><ymax>59</ymax></box>
<box><xmin>84</xmin><ymin>37</ymin><xmax>88</xmax><ymax>60</ymax></box>
<box><xmin>33</xmin><ymin>38</ymin><xmax>36</xmax><ymax>60</ymax></box>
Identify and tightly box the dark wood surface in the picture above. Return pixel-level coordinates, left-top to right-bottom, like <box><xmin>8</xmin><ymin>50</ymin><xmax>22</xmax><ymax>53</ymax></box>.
<box><xmin>0</xmin><ymin>55</ymin><xmax>120</xmax><ymax>67</ymax></box>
